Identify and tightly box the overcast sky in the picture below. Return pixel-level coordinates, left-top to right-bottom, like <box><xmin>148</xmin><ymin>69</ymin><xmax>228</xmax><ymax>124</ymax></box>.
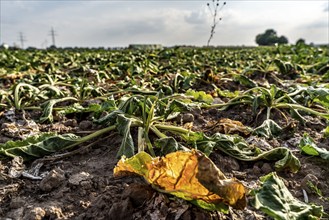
<box><xmin>1</xmin><ymin>0</ymin><xmax>328</xmax><ymax>48</ymax></box>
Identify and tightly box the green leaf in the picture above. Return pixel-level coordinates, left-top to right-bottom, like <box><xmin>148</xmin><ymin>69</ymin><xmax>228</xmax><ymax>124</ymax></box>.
<box><xmin>252</xmin><ymin>95</ymin><xmax>261</xmax><ymax>114</ymax></box>
<box><xmin>253</xmin><ymin>119</ymin><xmax>282</xmax><ymax>139</ymax></box>
<box><xmin>216</xmin><ymin>88</ymin><xmax>240</xmax><ymax>98</ymax></box>
<box><xmin>299</xmin><ymin>133</ymin><xmax>329</xmax><ymax>160</ymax></box>
<box><xmin>252</xmin><ymin>172</ymin><xmax>323</xmax><ymax>220</ymax></box>
<box><xmin>274</xmin><ymin>59</ymin><xmax>287</xmax><ymax>74</ymax></box>
<box><xmin>40</xmin><ymin>97</ymin><xmax>77</xmax><ymax>123</ymax></box>
<box><xmin>101</xmin><ymin>98</ymin><xmax>118</xmax><ymax>111</ymax></box>
<box><xmin>154</xmin><ymin>137</ymin><xmax>186</xmax><ymax>155</ymax></box>
<box><xmin>291</xmin><ymin>86</ymin><xmax>329</xmax><ymax>109</ymax></box>
<box><xmin>323</xmin><ymin>126</ymin><xmax>329</xmax><ymax>138</ymax></box>
<box><xmin>58</xmin><ymin>103</ymin><xmax>88</xmax><ymax>115</ymax></box>
<box><xmin>116</xmin><ymin>114</ymin><xmax>135</xmax><ymax>158</ymax></box>
<box><xmin>94</xmin><ymin>110</ymin><xmax>123</xmax><ymax>126</ymax></box>
<box><xmin>197</xmin><ymin>133</ymin><xmax>255</xmax><ymax>158</ymax></box>
<box><xmin>0</xmin><ymin>133</ymin><xmax>81</xmax><ymax>161</ymax></box>
<box><xmin>164</xmin><ymin>99</ymin><xmax>194</xmax><ymax>119</ymax></box>
<box><xmin>307</xmin><ymin>87</ymin><xmax>329</xmax><ymax>109</ymax></box>
<box><xmin>289</xmin><ymin>108</ymin><xmax>306</xmax><ymax>124</ymax></box>
<box><xmin>186</xmin><ymin>89</ymin><xmax>214</xmax><ymax>104</ymax></box>
<box><xmin>173</xmin><ymin>73</ymin><xmax>195</xmax><ymax>92</ymax></box>
<box><xmin>195</xmin><ymin>133</ymin><xmax>300</xmax><ymax>173</ymax></box>
<box><xmin>118</xmin><ymin>95</ymin><xmax>144</xmax><ymax>116</ymax></box>
<box><xmin>261</xmin><ymin>149</ymin><xmax>300</xmax><ymax>173</ymax></box>
<box><xmin>232</xmin><ymin>74</ymin><xmax>257</xmax><ymax>87</ymax></box>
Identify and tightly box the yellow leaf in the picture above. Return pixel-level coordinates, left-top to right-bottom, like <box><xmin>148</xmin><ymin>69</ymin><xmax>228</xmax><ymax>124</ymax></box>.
<box><xmin>114</xmin><ymin>150</ymin><xmax>246</xmax><ymax>211</ymax></box>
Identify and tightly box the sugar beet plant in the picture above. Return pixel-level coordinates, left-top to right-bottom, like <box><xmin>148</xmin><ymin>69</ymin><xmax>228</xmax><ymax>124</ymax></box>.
<box><xmin>0</xmin><ymin>45</ymin><xmax>328</xmax><ymax>218</ymax></box>
<box><xmin>206</xmin><ymin>84</ymin><xmax>329</xmax><ymax>123</ymax></box>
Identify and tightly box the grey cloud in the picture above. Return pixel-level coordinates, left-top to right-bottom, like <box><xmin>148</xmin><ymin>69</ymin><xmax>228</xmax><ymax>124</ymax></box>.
<box><xmin>107</xmin><ymin>18</ymin><xmax>166</xmax><ymax>37</ymax></box>
<box><xmin>185</xmin><ymin>11</ymin><xmax>208</xmax><ymax>25</ymax></box>
<box><xmin>310</xmin><ymin>20</ymin><xmax>328</xmax><ymax>28</ymax></box>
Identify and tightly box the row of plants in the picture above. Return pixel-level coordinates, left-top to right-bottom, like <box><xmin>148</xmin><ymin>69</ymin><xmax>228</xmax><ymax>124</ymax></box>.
<box><xmin>0</xmin><ymin>44</ymin><xmax>328</xmax><ymax>219</ymax></box>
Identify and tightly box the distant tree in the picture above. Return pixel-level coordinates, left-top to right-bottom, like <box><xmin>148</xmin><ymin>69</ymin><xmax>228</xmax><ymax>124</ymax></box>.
<box><xmin>296</xmin><ymin>38</ymin><xmax>306</xmax><ymax>45</ymax></box>
<box><xmin>255</xmin><ymin>29</ymin><xmax>289</xmax><ymax>46</ymax></box>
<box><xmin>277</xmin><ymin>36</ymin><xmax>288</xmax><ymax>44</ymax></box>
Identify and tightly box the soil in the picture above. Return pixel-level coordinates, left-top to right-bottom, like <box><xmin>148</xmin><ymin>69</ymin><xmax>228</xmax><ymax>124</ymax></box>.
<box><xmin>0</xmin><ymin>103</ymin><xmax>328</xmax><ymax>219</ymax></box>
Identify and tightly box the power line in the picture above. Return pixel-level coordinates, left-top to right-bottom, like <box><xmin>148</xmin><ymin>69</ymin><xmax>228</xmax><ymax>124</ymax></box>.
<box><xmin>49</xmin><ymin>27</ymin><xmax>57</xmax><ymax>46</ymax></box>
<box><xmin>18</xmin><ymin>32</ymin><xmax>26</xmax><ymax>49</ymax></box>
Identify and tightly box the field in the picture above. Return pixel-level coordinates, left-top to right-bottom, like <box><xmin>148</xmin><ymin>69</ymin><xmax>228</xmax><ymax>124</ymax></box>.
<box><xmin>0</xmin><ymin>44</ymin><xmax>328</xmax><ymax>219</ymax></box>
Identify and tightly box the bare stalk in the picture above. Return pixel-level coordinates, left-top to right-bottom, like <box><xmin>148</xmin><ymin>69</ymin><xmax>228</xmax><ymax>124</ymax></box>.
<box><xmin>207</xmin><ymin>0</ymin><xmax>226</xmax><ymax>46</ymax></box>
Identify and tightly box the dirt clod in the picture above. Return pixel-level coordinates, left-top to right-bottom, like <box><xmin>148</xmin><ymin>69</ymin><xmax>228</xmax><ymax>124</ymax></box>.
<box><xmin>68</xmin><ymin>171</ymin><xmax>92</xmax><ymax>186</ymax></box>
<box><xmin>63</xmin><ymin>119</ymin><xmax>78</xmax><ymax>127</ymax></box>
<box><xmin>79</xmin><ymin>120</ymin><xmax>93</xmax><ymax>130</ymax></box>
<box><xmin>182</xmin><ymin>113</ymin><xmax>195</xmax><ymax>123</ymax></box>
<box><xmin>24</xmin><ymin>207</ymin><xmax>46</xmax><ymax>220</ymax></box>
<box><xmin>260</xmin><ymin>163</ymin><xmax>272</xmax><ymax>174</ymax></box>
<box><xmin>39</xmin><ymin>167</ymin><xmax>66</xmax><ymax>192</ymax></box>
<box><xmin>177</xmin><ymin>113</ymin><xmax>195</xmax><ymax>124</ymax></box>
<box><xmin>108</xmin><ymin>198</ymin><xmax>134</xmax><ymax>220</ymax></box>
<box><xmin>9</xmin><ymin>197</ymin><xmax>25</xmax><ymax>209</ymax></box>
<box><xmin>122</xmin><ymin>183</ymin><xmax>154</xmax><ymax>207</ymax></box>
<box><xmin>8</xmin><ymin>156</ymin><xmax>25</xmax><ymax>178</ymax></box>
<box><xmin>301</xmin><ymin>174</ymin><xmax>319</xmax><ymax>193</ymax></box>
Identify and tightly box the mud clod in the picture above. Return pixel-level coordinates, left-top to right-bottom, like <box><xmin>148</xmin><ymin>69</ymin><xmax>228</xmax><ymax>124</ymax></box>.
<box><xmin>39</xmin><ymin>168</ymin><xmax>66</xmax><ymax>192</ymax></box>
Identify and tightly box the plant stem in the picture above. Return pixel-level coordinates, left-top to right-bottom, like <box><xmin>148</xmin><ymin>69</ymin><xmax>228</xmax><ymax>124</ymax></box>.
<box><xmin>273</xmin><ymin>103</ymin><xmax>329</xmax><ymax>120</ymax></box>
<box><xmin>63</xmin><ymin>125</ymin><xmax>116</xmax><ymax>150</ymax></box>
<box><xmin>150</xmin><ymin>125</ymin><xmax>167</xmax><ymax>139</ymax></box>
<box><xmin>154</xmin><ymin>123</ymin><xmax>192</xmax><ymax>135</ymax></box>
<box><xmin>204</xmin><ymin>100</ymin><xmax>251</xmax><ymax>109</ymax></box>
<box><xmin>266</xmin><ymin>107</ymin><xmax>272</xmax><ymax>120</ymax></box>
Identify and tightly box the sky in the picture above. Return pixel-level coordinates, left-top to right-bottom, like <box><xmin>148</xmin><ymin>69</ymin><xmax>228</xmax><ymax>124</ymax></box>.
<box><xmin>0</xmin><ymin>0</ymin><xmax>328</xmax><ymax>48</ymax></box>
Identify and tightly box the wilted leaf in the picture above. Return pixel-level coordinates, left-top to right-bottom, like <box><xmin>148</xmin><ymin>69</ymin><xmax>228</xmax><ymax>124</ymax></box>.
<box><xmin>40</xmin><ymin>97</ymin><xmax>77</xmax><ymax>123</ymax></box>
<box><xmin>0</xmin><ymin>133</ymin><xmax>81</xmax><ymax>161</ymax></box>
<box><xmin>307</xmin><ymin>87</ymin><xmax>329</xmax><ymax>109</ymax></box>
<box><xmin>154</xmin><ymin>137</ymin><xmax>186</xmax><ymax>155</ymax></box>
<box><xmin>58</xmin><ymin>99</ymin><xmax>117</xmax><ymax>118</ymax></box>
<box><xmin>232</xmin><ymin>74</ymin><xmax>257</xmax><ymax>88</ymax></box>
<box><xmin>114</xmin><ymin>150</ymin><xmax>246</xmax><ymax>212</ymax></box>
<box><xmin>323</xmin><ymin>126</ymin><xmax>329</xmax><ymax>138</ymax></box>
<box><xmin>261</xmin><ymin>148</ymin><xmax>300</xmax><ymax>172</ymax></box>
<box><xmin>195</xmin><ymin>133</ymin><xmax>300</xmax><ymax>173</ymax></box>
<box><xmin>116</xmin><ymin>114</ymin><xmax>135</xmax><ymax>158</ymax></box>
<box><xmin>195</xmin><ymin>132</ymin><xmax>253</xmax><ymax>158</ymax></box>
<box><xmin>253</xmin><ymin>119</ymin><xmax>282</xmax><ymax>139</ymax></box>
<box><xmin>118</xmin><ymin>95</ymin><xmax>144</xmax><ymax>116</ymax></box>
<box><xmin>164</xmin><ymin>99</ymin><xmax>194</xmax><ymax>120</ymax></box>
<box><xmin>289</xmin><ymin>107</ymin><xmax>306</xmax><ymax>124</ymax></box>
<box><xmin>196</xmin><ymin>152</ymin><xmax>247</xmax><ymax>210</ymax></box>
<box><xmin>252</xmin><ymin>172</ymin><xmax>323</xmax><ymax>220</ymax></box>
<box><xmin>94</xmin><ymin>110</ymin><xmax>123</xmax><ymax>126</ymax></box>
<box><xmin>299</xmin><ymin>133</ymin><xmax>329</xmax><ymax>160</ymax></box>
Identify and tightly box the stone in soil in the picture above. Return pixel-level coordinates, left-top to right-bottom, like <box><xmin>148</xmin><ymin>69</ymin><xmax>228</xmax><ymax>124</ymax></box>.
<box><xmin>79</xmin><ymin>120</ymin><xmax>93</xmax><ymax>130</ymax></box>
